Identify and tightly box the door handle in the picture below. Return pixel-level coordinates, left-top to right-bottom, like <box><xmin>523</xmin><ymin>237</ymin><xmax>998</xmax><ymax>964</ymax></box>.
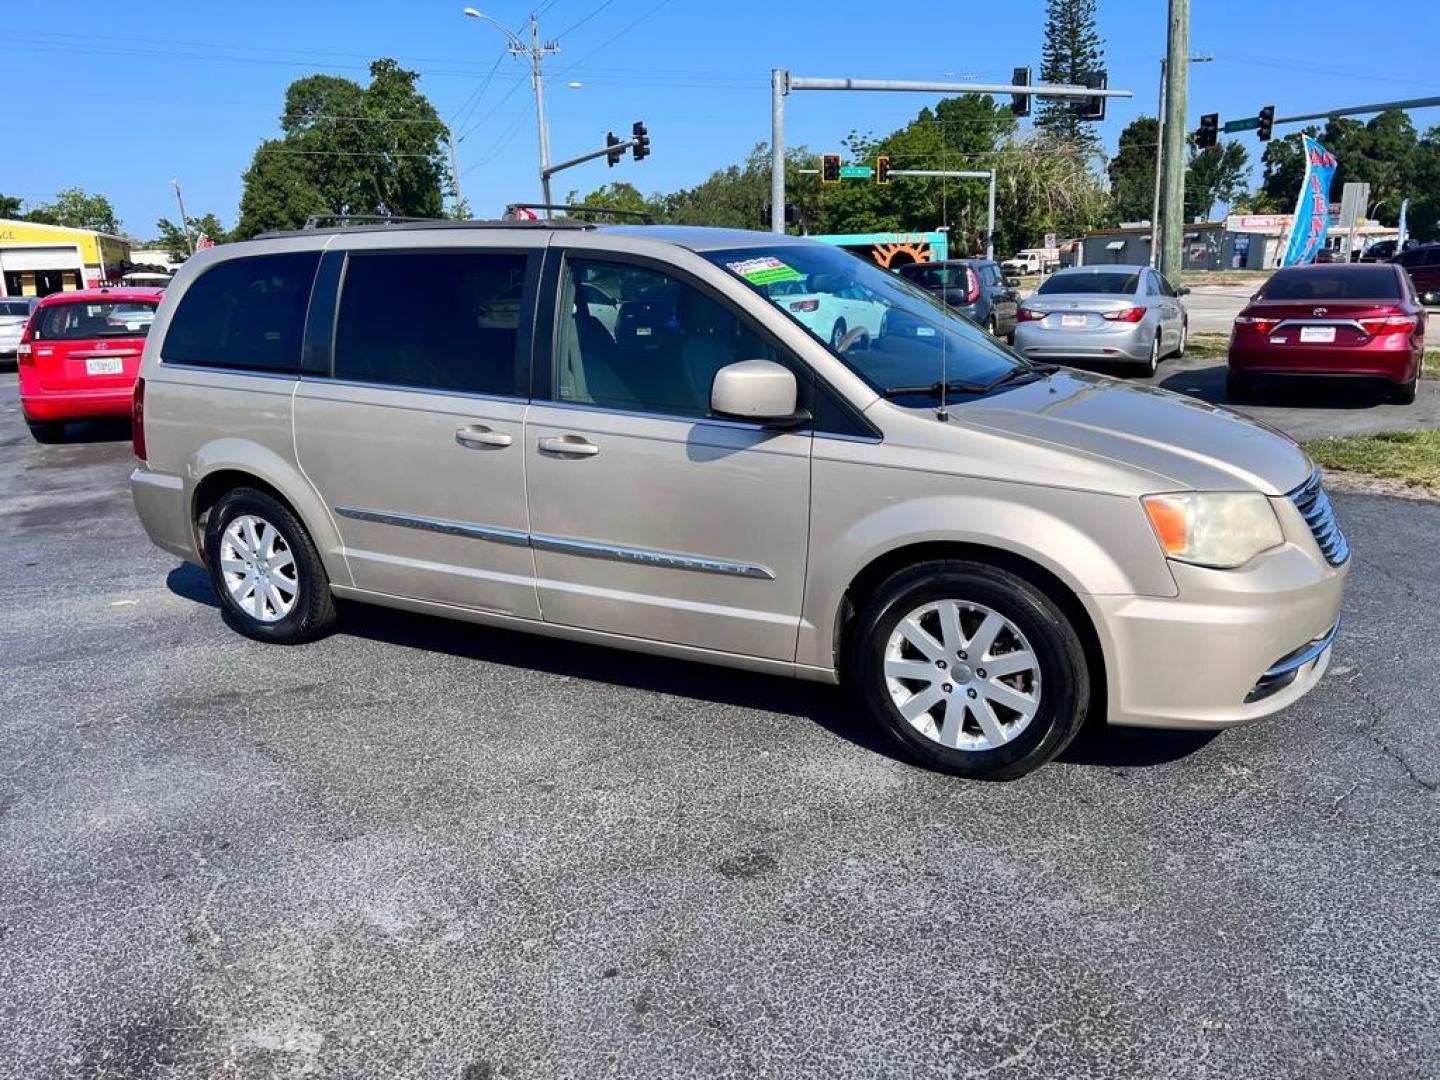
<box><xmin>455</xmin><ymin>425</ymin><xmax>512</xmax><ymax>449</ymax></box>
<box><xmin>538</xmin><ymin>434</ymin><xmax>600</xmax><ymax>457</ymax></box>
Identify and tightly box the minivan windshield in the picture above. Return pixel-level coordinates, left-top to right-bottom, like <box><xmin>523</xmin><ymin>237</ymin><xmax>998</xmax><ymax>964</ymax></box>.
<box><xmin>1036</xmin><ymin>271</ymin><xmax>1140</xmax><ymax>296</ymax></box>
<box><xmin>706</xmin><ymin>245</ymin><xmax>1024</xmax><ymax>397</ymax></box>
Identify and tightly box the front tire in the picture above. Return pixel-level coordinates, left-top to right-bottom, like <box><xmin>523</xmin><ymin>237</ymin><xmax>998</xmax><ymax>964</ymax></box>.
<box><xmin>851</xmin><ymin>560</ymin><xmax>1090</xmax><ymax>780</ymax></box>
<box><xmin>203</xmin><ymin>487</ymin><xmax>337</xmax><ymax>645</ymax></box>
<box><xmin>1134</xmin><ymin>334</ymin><xmax>1160</xmax><ymax>378</ymax></box>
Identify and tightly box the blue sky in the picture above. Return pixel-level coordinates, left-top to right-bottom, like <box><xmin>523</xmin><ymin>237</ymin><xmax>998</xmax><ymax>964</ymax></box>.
<box><xmin>7</xmin><ymin>0</ymin><xmax>1439</xmax><ymax>237</ymax></box>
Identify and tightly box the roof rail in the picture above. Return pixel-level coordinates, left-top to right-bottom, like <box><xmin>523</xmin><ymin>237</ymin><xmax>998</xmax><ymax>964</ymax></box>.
<box><xmin>301</xmin><ymin>213</ymin><xmax>438</xmax><ymax>229</ymax></box>
<box><xmin>253</xmin><ymin>216</ymin><xmax>593</xmax><ymax>240</ymax></box>
<box><xmin>506</xmin><ymin>203</ymin><xmax>657</xmax><ymax>225</ymax></box>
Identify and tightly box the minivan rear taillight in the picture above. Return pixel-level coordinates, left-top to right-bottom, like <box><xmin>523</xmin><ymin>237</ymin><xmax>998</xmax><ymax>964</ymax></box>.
<box><xmin>16</xmin><ymin>342</ymin><xmax>32</xmax><ymax>365</ymax></box>
<box><xmin>132</xmin><ymin>377</ymin><xmax>147</xmax><ymax>460</ymax></box>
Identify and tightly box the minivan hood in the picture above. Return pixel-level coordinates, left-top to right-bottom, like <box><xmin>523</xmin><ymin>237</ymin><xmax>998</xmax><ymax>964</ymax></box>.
<box><xmin>945</xmin><ymin>370</ymin><xmax>1312</xmax><ymax>495</ymax></box>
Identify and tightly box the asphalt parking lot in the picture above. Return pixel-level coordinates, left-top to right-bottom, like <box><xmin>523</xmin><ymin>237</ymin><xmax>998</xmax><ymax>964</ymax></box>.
<box><xmin>2</xmin><ymin>370</ymin><xmax>1437</xmax><ymax>1079</ymax></box>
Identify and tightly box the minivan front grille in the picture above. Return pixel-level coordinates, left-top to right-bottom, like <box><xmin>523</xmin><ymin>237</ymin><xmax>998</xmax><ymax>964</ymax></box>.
<box><xmin>1289</xmin><ymin>471</ymin><xmax>1349</xmax><ymax>566</ymax></box>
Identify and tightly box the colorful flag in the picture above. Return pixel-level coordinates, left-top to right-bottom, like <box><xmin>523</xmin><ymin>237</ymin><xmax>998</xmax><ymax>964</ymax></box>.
<box><xmin>1281</xmin><ymin>136</ymin><xmax>1338</xmax><ymax>266</ymax></box>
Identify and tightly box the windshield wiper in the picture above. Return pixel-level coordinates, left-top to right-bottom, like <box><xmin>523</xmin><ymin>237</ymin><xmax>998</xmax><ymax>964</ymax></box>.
<box><xmin>881</xmin><ymin>378</ymin><xmax>991</xmax><ymax>398</ymax></box>
<box><xmin>982</xmin><ymin>363</ymin><xmax>1059</xmax><ymax>392</ymax></box>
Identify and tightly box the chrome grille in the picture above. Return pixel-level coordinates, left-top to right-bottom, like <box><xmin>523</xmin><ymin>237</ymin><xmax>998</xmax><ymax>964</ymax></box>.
<box><xmin>1289</xmin><ymin>471</ymin><xmax>1349</xmax><ymax>566</ymax></box>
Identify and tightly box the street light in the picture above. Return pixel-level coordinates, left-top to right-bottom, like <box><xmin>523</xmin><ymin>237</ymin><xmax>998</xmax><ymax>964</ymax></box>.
<box><xmin>462</xmin><ymin>6</ymin><xmax>560</xmax><ymax>215</ymax></box>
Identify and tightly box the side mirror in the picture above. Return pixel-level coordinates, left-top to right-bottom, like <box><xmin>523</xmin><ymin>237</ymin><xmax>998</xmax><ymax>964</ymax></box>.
<box><xmin>1005</xmin><ymin>276</ymin><xmax>1022</xmax><ymax>288</ymax></box>
<box><xmin>711</xmin><ymin>359</ymin><xmax>808</xmax><ymax>427</ymax></box>
<box><xmin>1177</xmin><ymin>285</ymin><xmax>1191</xmax><ymax>296</ymax></box>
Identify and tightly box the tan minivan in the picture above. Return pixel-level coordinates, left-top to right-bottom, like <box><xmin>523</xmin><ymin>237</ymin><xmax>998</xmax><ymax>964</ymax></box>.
<box><xmin>131</xmin><ymin>221</ymin><xmax>1348</xmax><ymax>779</ymax></box>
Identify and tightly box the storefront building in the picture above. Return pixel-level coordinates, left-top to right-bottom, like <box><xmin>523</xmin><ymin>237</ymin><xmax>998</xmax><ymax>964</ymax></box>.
<box><xmin>0</xmin><ymin>219</ymin><xmax>132</xmax><ymax>297</ymax></box>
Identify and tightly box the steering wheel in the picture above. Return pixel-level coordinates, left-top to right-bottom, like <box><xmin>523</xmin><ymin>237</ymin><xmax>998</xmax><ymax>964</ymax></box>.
<box><xmin>836</xmin><ymin>325</ymin><xmax>871</xmax><ymax>353</ymax></box>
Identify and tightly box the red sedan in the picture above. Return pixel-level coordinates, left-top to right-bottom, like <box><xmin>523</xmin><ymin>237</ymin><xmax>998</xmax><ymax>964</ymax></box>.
<box><xmin>17</xmin><ymin>287</ymin><xmax>163</xmax><ymax>442</ymax></box>
<box><xmin>1227</xmin><ymin>264</ymin><xmax>1425</xmax><ymax>403</ymax></box>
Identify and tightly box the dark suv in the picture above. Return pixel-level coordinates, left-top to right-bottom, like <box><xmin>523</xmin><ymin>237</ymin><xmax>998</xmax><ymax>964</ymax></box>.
<box><xmin>897</xmin><ymin>259</ymin><xmax>1021</xmax><ymax>342</ymax></box>
<box><xmin>1393</xmin><ymin>243</ymin><xmax>1440</xmax><ymax>305</ymax></box>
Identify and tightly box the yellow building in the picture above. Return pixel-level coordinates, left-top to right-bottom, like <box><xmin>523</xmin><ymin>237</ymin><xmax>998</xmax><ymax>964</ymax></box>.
<box><xmin>0</xmin><ymin>219</ymin><xmax>132</xmax><ymax>297</ymax></box>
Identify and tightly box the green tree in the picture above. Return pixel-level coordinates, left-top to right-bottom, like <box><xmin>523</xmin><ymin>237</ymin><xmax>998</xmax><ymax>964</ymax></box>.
<box><xmin>563</xmin><ymin>181</ymin><xmax>661</xmax><ymax>221</ymax></box>
<box><xmin>1035</xmin><ymin>0</ymin><xmax>1105</xmax><ymax>150</ymax></box>
<box><xmin>1107</xmin><ymin>116</ymin><xmax>1158</xmax><ymax>223</ymax></box>
<box><xmin>235</xmin><ymin>58</ymin><xmax>451</xmax><ymax>238</ymax></box>
<box><xmin>1184</xmin><ymin>140</ymin><xmax>1250</xmax><ymax>221</ymax></box>
<box><xmin>155</xmin><ymin>213</ymin><xmax>231</xmax><ymax>261</ymax></box>
<box><xmin>25</xmin><ymin>188</ymin><xmax>121</xmax><ymax>233</ymax></box>
<box><xmin>0</xmin><ymin>194</ymin><xmax>23</xmax><ymax>219</ymax></box>
<box><xmin>994</xmin><ymin>132</ymin><xmax>1110</xmax><ymax>254</ymax></box>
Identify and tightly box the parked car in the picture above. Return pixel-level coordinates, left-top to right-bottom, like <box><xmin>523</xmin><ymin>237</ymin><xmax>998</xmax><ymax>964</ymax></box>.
<box><xmin>0</xmin><ymin>296</ymin><xmax>38</xmax><ymax>364</ymax></box>
<box><xmin>1393</xmin><ymin>242</ymin><xmax>1440</xmax><ymax>305</ymax></box>
<box><xmin>1001</xmin><ymin>250</ymin><xmax>1053</xmax><ymax>276</ymax></box>
<box><xmin>1358</xmin><ymin>239</ymin><xmax>1418</xmax><ymax>263</ymax></box>
<box><xmin>896</xmin><ymin>259</ymin><xmax>1020</xmax><ymax>342</ymax></box>
<box><xmin>1227</xmin><ymin>263</ymin><xmax>1426</xmax><ymax>403</ymax></box>
<box><xmin>759</xmin><ymin>272</ymin><xmax>886</xmax><ymax>348</ymax></box>
<box><xmin>1012</xmin><ymin>265</ymin><xmax>1189</xmax><ymax>376</ymax></box>
<box><xmin>131</xmin><ymin>222</ymin><xmax>1346</xmax><ymax>780</ymax></box>
<box><xmin>17</xmin><ymin>287</ymin><xmax>164</xmax><ymax>442</ymax></box>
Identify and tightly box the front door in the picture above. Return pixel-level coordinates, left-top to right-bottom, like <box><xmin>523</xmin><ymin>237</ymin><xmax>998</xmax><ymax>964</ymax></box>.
<box><xmin>523</xmin><ymin>250</ymin><xmax>812</xmax><ymax>661</ymax></box>
<box><xmin>294</xmin><ymin>246</ymin><xmax>542</xmax><ymax>619</ymax></box>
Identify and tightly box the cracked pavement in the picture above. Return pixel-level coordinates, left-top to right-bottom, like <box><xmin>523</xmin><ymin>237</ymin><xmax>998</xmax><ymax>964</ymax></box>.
<box><xmin>1</xmin><ymin>373</ymin><xmax>1436</xmax><ymax>1079</ymax></box>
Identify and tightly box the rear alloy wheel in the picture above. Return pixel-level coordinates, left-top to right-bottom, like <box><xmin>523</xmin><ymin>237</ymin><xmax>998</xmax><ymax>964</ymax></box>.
<box><xmin>26</xmin><ymin>420</ymin><xmax>65</xmax><ymax>444</ymax></box>
<box><xmin>204</xmin><ymin>487</ymin><xmax>337</xmax><ymax>644</ymax></box>
<box><xmin>852</xmin><ymin>560</ymin><xmax>1090</xmax><ymax>780</ymax></box>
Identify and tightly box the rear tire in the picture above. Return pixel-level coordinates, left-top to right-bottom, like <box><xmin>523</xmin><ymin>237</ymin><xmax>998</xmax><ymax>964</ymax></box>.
<box><xmin>1135</xmin><ymin>334</ymin><xmax>1160</xmax><ymax>378</ymax></box>
<box><xmin>26</xmin><ymin>420</ymin><xmax>64</xmax><ymax>444</ymax></box>
<box><xmin>203</xmin><ymin>487</ymin><xmax>337</xmax><ymax>645</ymax></box>
<box><xmin>1173</xmin><ymin>320</ymin><xmax>1188</xmax><ymax>359</ymax></box>
<box><xmin>1392</xmin><ymin>375</ymin><xmax>1418</xmax><ymax>405</ymax></box>
<box><xmin>829</xmin><ymin>319</ymin><xmax>847</xmax><ymax>350</ymax></box>
<box><xmin>850</xmin><ymin>560</ymin><xmax>1090</xmax><ymax>781</ymax></box>
<box><xmin>985</xmin><ymin>315</ymin><xmax>998</xmax><ymax>337</ymax></box>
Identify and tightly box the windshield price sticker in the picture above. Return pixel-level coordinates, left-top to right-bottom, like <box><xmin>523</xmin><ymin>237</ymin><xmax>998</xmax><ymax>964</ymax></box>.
<box><xmin>727</xmin><ymin>256</ymin><xmax>804</xmax><ymax>286</ymax></box>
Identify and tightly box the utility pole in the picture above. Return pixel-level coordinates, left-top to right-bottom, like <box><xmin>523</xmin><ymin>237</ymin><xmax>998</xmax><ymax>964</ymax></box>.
<box><xmin>170</xmin><ymin>179</ymin><xmax>194</xmax><ymax>256</ymax></box>
<box><xmin>463</xmin><ymin>8</ymin><xmax>559</xmax><ymax>215</ymax></box>
<box><xmin>1159</xmin><ymin>0</ymin><xmax>1189</xmax><ymax>280</ymax></box>
<box><xmin>446</xmin><ymin>126</ymin><xmax>464</xmax><ymax>212</ymax></box>
<box><xmin>1150</xmin><ymin>52</ymin><xmax>1211</xmax><ymax>268</ymax></box>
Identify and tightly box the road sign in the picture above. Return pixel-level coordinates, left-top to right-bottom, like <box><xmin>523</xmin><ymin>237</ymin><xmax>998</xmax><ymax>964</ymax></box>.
<box><xmin>1223</xmin><ymin>117</ymin><xmax>1260</xmax><ymax>133</ymax></box>
<box><xmin>839</xmin><ymin>165</ymin><xmax>873</xmax><ymax>179</ymax></box>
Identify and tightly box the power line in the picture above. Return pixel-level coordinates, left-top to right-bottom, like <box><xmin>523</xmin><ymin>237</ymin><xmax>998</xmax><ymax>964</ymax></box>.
<box><xmin>558</xmin><ymin>0</ymin><xmax>676</xmax><ymax>74</ymax></box>
<box><xmin>554</xmin><ymin>0</ymin><xmax>620</xmax><ymax>39</ymax></box>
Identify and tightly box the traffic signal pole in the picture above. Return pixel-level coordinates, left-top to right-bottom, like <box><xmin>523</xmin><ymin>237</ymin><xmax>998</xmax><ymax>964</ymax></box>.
<box><xmin>769</xmin><ymin>70</ymin><xmax>1133</xmax><ymax>234</ymax></box>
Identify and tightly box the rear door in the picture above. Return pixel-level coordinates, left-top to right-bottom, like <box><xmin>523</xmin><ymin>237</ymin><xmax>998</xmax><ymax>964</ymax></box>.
<box><xmin>983</xmin><ymin>263</ymin><xmax>1018</xmax><ymax>330</ymax></box>
<box><xmin>522</xmin><ymin>244</ymin><xmax>813</xmax><ymax>661</ymax></box>
<box><xmin>293</xmin><ymin>241</ymin><xmax>543</xmax><ymax>619</ymax></box>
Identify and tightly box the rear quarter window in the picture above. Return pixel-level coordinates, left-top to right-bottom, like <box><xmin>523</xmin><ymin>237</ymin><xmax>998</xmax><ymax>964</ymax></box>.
<box><xmin>162</xmin><ymin>252</ymin><xmax>320</xmax><ymax>373</ymax></box>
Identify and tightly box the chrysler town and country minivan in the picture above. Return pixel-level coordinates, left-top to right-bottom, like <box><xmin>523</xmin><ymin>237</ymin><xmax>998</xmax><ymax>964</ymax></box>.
<box><xmin>131</xmin><ymin>221</ymin><xmax>1348</xmax><ymax>779</ymax></box>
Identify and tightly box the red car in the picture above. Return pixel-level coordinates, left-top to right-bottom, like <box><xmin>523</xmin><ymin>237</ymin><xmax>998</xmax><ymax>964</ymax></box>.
<box><xmin>1227</xmin><ymin>264</ymin><xmax>1425</xmax><ymax>404</ymax></box>
<box><xmin>17</xmin><ymin>287</ymin><xmax>164</xmax><ymax>442</ymax></box>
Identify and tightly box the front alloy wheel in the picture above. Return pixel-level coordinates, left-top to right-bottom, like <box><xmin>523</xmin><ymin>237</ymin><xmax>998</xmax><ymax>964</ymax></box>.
<box><xmin>884</xmin><ymin>600</ymin><xmax>1041</xmax><ymax>751</ymax></box>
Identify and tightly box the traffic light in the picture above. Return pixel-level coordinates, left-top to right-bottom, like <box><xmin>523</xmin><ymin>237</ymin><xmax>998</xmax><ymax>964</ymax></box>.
<box><xmin>1257</xmin><ymin>104</ymin><xmax>1275</xmax><ymax>142</ymax></box>
<box><xmin>1010</xmin><ymin>66</ymin><xmax>1031</xmax><ymax>117</ymax></box>
<box><xmin>761</xmin><ymin>204</ymin><xmax>800</xmax><ymax>228</ymax></box>
<box><xmin>875</xmin><ymin>156</ymin><xmax>891</xmax><ymax>185</ymax></box>
<box><xmin>1074</xmin><ymin>71</ymin><xmax>1107</xmax><ymax>121</ymax></box>
<box><xmin>1196</xmin><ymin>112</ymin><xmax>1219</xmax><ymax>149</ymax></box>
<box><xmin>631</xmin><ymin>120</ymin><xmax>650</xmax><ymax>161</ymax></box>
<box><xmin>821</xmin><ymin>153</ymin><xmax>841</xmax><ymax>184</ymax></box>
<box><xmin>605</xmin><ymin>131</ymin><xmax>623</xmax><ymax>167</ymax></box>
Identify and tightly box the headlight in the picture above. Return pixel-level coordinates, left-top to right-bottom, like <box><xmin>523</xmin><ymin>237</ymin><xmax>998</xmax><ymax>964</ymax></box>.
<box><xmin>1142</xmin><ymin>491</ymin><xmax>1284</xmax><ymax>569</ymax></box>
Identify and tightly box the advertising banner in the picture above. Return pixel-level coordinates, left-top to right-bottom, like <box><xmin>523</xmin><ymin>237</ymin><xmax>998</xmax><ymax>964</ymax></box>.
<box><xmin>1280</xmin><ymin>137</ymin><xmax>1338</xmax><ymax>266</ymax></box>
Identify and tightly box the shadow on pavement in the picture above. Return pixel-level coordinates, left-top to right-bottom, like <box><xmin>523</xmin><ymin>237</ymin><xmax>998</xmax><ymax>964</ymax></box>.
<box><xmin>1158</xmin><ymin>361</ymin><xmax>1396</xmax><ymax>411</ymax></box>
<box><xmin>1059</xmin><ymin>722</ymin><xmax>1217</xmax><ymax>768</ymax></box>
<box><xmin>166</xmin><ymin>563</ymin><xmax>219</xmax><ymax>608</ymax></box>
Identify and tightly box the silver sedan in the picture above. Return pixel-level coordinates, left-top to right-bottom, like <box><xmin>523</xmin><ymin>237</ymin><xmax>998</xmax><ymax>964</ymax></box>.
<box><xmin>1012</xmin><ymin>265</ymin><xmax>1188</xmax><ymax>376</ymax></box>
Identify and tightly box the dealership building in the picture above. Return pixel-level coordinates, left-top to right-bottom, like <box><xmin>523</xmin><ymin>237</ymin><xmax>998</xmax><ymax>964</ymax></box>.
<box><xmin>0</xmin><ymin>219</ymin><xmax>132</xmax><ymax>297</ymax></box>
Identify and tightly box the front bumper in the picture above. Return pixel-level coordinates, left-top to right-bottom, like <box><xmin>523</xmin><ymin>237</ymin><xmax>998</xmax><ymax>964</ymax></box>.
<box><xmin>1085</xmin><ymin>497</ymin><xmax>1348</xmax><ymax>730</ymax></box>
<box><xmin>1014</xmin><ymin>320</ymin><xmax>1152</xmax><ymax>362</ymax></box>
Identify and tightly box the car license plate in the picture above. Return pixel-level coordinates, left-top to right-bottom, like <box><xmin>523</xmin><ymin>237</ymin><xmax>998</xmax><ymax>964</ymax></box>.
<box><xmin>1060</xmin><ymin>314</ymin><xmax>1086</xmax><ymax>328</ymax></box>
<box><xmin>86</xmin><ymin>357</ymin><xmax>124</xmax><ymax>375</ymax></box>
<box><xmin>1299</xmin><ymin>326</ymin><xmax>1336</xmax><ymax>344</ymax></box>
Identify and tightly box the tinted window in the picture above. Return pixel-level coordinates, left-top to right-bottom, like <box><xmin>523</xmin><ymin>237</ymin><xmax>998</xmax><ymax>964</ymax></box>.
<box><xmin>1036</xmin><ymin>271</ymin><xmax>1140</xmax><ymax>295</ymax></box>
<box><xmin>164</xmin><ymin>252</ymin><xmax>319</xmax><ymax>372</ymax></box>
<box><xmin>556</xmin><ymin>259</ymin><xmax>775</xmax><ymax>419</ymax></box>
<box><xmin>982</xmin><ymin>264</ymin><xmax>1003</xmax><ymax>286</ymax></box>
<box><xmin>35</xmin><ymin>300</ymin><xmax>158</xmax><ymax>340</ymax></box>
<box><xmin>334</xmin><ymin>251</ymin><xmax>529</xmax><ymax>396</ymax></box>
<box><xmin>1262</xmin><ymin>267</ymin><xmax>1401</xmax><ymax>300</ymax></box>
<box><xmin>0</xmin><ymin>299</ymin><xmax>31</xmax><ymax>317</ymax></box>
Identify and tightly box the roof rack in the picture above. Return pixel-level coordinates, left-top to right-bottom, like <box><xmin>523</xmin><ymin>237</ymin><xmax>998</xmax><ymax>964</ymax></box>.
<box><xmin>506</xmin><ymin>203</ymin><xmax>657</xmax><ymax>225</ymax></box>
<box><xmin>254</xmin><ymin>216</ymin><xmax>593</xmax><ymax>240</ymax></box>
